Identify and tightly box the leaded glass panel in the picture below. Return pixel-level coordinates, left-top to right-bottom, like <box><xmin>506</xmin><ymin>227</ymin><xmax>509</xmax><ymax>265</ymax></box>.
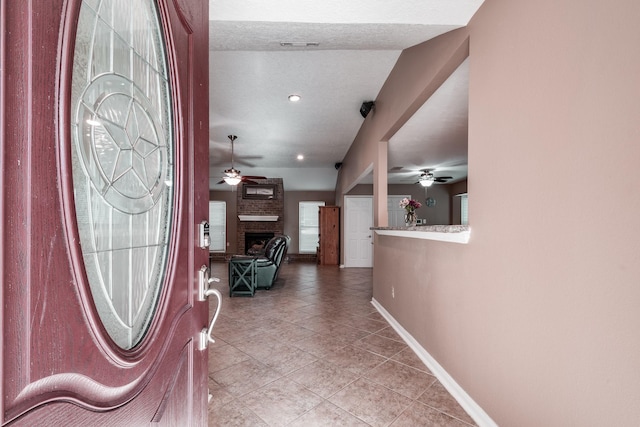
<box><xmin>70</xmin><ymin>0</ymin><xmax>174</xmax><ymax>350</ymax></box>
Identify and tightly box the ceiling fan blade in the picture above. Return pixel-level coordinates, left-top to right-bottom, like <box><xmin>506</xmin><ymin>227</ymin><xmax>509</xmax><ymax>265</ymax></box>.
<box><xmin>434</xmin><ymin>176</ymin><xmax>453</xmax><ymax>182</ymax></box>
<box><xmin>234</xmin><ymin>158</ymin><xmax>256</xmax><ymax>167</ymax></box>
<box><xmin>242</xmin><ymin>179</ymin><xmax>259</xmax><ymax>185</ymax></box>
<box><xmin>242</xmin><ymin>175</ymin><xmax>267</xmax><ymax>180</ymax></box>
<box><xmin>215</xmin><ymin>179</ymin><xmax>225</xmax><ymax>185</ymax></box>
<box><xmin>388</xmin><ymin>167</ymin><xmax>415</xmax><ymax>174</ymax></box>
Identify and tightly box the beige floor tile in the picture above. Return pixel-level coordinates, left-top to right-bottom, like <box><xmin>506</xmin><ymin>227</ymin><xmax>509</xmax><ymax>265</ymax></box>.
<box><xmin>330</xmin><ymin>313</ymin><xmax>389</xmax><ymax>334</ymax></box>
<box><xmin>328</xmin><ymin>378</ymin><xmax>413</xmax><ymax>427</ymax></box>
<box><xmin>352</xmin><ymin>332</ymin><xmax>408</xmax><ymax>358</ymax></box>
<box><xmin>208</xmin><ymin>377</ymin><xmax>235</xmax><ymax>406</ymax></box>
<box><xmin>242</xmin><ymin>377</ymin><xmax>324</xmax><ymax>426</ymax></box>
<box><xmin>364</xmin><ymin>359</ymin><xmax>437</xmax><ymax>399</ymax></box>
<box><xmin>261</xmin><ymin>345</ymin><xmax>318</xmax><ymax>375</ymax></box>
<box><xmin>211</xmin><ymin>359</ymin><xmax>282</xmax><ymax>397</ymax></box>
<box><xmin>207</xmin><ymin>263</ymin><xmax>477</xmax><ymax>427</ymax></box>
<box><xmin>266</xmin><ymin>321</ymin><xmax>317</xmax><ymax>344</ymax></box>
<box><xmin>418</xmin><ymin>380</ymin><xmax>476</xmax><ymax>425</ymax></box>
<box><xmin>208</xmin><ymin>343</ymin><xmax>251</xmax><ymax>373</ymax></box>
<box><xmin>208</xmin><ymin>399</ymin><xmax>268</xmax><ymax>427</ymax></box>
<box><xmin>322</xmin><ymin>345</ymin><xmax>386</xmax><ymax>376</ymax></box>
<box><xmin>374</xmin><ymin>326</ymin><xmax>405</xmax><ymax>342</ymax></box>
<box><xmin>390</xmin><ymin>401</ymin><xmax>472</xmax><ymax>427</ymax></box>
<box><xmin>390</xmin><ymin>347</ymin><xmax>433</xmax><ymax>374</ymax></box>
<box><xmin>287</xmin><ymin>359</ymin><xmax>359</xmax><ymax>398</ymax></box>
<box><xmin>288</xmin><ymin>401</ymin><xmax>370</xmax><ymax>426</ymax></box>
<box><xmin>232</xmin><ymin>333</ymin><xmax>282</xmax><ymax>360</ymax></box>
<box><xmin>365</xmin><ymin>311</ymin><xmax>386</xmax><ymax>322</ymax></box>
<box><xmin>292</xmin><ymin>333</ymin><xmax>350</xmax><ymax>358</ymax></box>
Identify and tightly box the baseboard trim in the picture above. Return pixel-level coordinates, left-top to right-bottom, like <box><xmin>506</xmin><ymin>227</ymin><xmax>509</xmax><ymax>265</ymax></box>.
<box><xmin>371</xmin><ymin>298</ymin><xmax>497</xmax><ymax>427</ymax></box>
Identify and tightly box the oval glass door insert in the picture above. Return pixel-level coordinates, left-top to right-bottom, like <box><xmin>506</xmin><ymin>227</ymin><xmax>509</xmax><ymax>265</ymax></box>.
<box><xmin>70</xmin><ymin>0</ymin><xmax>174</xmax><ymax>350</ymax></box>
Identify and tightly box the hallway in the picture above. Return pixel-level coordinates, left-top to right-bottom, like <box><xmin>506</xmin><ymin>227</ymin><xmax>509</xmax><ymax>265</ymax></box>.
<box><xmin>207</xmin><ymin>262</ymin><xmax>477</xmax><ymax>426</ymax></box>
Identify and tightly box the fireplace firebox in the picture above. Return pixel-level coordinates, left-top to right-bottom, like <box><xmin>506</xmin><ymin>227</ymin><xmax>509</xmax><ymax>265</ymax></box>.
<box><xmin>244</xmin><ymin>232</ymin><xmax>275</xmax><ymax>255</ymax></box>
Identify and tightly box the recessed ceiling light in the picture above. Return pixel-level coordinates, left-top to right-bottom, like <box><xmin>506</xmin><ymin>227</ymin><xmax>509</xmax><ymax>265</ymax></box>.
<box><xmin>297</xmin><ymin>154</ymin><xmax>304</xmax><ymax>160</ymax></box>
<box><xmin>288</xmin><ymin>94</ymin><xmax>301</xmax><ymax>102</ymax></box>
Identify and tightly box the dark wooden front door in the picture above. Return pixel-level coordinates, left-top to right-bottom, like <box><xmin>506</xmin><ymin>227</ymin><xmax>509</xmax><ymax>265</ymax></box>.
<box><xmin>1</xmin><ymin>0</ymin><xmax>210</xmax><ymax>424</ymax></box>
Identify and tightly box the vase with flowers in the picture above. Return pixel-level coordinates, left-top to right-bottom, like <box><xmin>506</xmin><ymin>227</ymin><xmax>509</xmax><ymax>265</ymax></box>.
<box><xmin>399</xmin><ymin>197</ymin><xmax>421</xmax><ymax>227</ymax></box>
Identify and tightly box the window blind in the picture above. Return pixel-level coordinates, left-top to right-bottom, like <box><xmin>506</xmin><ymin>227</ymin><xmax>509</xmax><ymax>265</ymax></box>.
<box><xmin>299</xmin><ymin>201</ymin><xmax>325</xmax><ymax>253</ymax></box>
<box><xmin>209</xmin><ymin>201</ymin><xmax>226</xmax><ymax>252</ymax></box>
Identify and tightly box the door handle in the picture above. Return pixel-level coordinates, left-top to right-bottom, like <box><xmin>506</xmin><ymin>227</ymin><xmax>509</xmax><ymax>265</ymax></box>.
<box><xmin>197</xmin><ymin>265</ymin><xmax>222</xmax><ymax>350</ymax></box>
<box><xmin>199</xmin><ymin>287</ymin><xmax>222</xmax><ymax>350</ymax></box>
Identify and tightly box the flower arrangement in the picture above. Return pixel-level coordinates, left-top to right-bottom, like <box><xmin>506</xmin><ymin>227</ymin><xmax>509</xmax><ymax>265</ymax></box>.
<box><xmin>399</xmin><ymin>197</ymin><xmax>422</xmax><ymax>212</ymax></box>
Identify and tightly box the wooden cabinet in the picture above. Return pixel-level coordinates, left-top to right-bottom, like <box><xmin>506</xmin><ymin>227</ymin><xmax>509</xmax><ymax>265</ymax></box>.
<box><xmin>318</xmin><ymin>206</ymin><xmax>340</xmax><ymax>265</ymax></box>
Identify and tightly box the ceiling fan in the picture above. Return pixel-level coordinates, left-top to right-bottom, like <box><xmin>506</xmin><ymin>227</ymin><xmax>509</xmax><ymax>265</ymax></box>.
<box><xmin>216</xmin><ymin>135</ymin><xmax>266</xmax><ymax>186</ymax></box>
<box><xmin>415</xmin><ymin>170</ymin><xmax>452</xmax><ymax>187</ymax></box>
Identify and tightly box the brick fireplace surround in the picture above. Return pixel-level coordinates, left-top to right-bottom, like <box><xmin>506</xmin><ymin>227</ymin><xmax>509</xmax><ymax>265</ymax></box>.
<box><xmin>236</xmin><ymin>178</ymin><xmax>284</xmax><ymax>255</ymax></box>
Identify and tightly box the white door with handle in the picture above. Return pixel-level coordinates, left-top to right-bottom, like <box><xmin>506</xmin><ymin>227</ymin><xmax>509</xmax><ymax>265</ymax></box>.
<box><xmin>344</xmin><ymin>196</ymin><xmax>373</xmax><ymax>267</ymax></box>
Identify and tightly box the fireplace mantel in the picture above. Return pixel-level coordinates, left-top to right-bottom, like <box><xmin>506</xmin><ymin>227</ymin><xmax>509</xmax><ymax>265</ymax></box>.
<box><xmin>238</xmin><ymin>215</ymin><xmax>279</xmax><ymax>222</ymax></box>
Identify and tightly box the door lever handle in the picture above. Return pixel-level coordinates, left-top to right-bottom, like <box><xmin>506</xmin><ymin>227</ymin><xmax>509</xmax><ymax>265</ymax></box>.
<box><xmin>199</xmin><ymin>288</ymin><xmax>222</xmax><ymax>350</ymax></box>
<box><xmin>197</xmin><ymin>264</ymin><xmax>223</xmax><ymax>350</ymax></box>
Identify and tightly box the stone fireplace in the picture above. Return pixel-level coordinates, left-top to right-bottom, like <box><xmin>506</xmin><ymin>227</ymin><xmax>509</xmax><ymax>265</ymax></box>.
<box><xmin>236</xmin><ymin>178</ymin><xmax>284</xmax><ymax>255</ymax></box>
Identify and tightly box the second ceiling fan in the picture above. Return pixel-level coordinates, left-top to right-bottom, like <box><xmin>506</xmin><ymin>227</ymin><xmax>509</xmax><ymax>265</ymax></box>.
<box><xmin>415</xmin><ymin>170</ymin><xmax>452</xmax><ymax>187</ymax></box>
<box><xmin>217</xmin><ymin>135</ymin><xmax>266</xmax><ymax>186</ymax></box>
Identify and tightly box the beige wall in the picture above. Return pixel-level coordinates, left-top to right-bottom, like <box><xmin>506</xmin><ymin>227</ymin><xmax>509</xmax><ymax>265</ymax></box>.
<box><xmin>340</xmin><ymin>0</ymin><xmax>640</xmax><ymax>425</ymax></box>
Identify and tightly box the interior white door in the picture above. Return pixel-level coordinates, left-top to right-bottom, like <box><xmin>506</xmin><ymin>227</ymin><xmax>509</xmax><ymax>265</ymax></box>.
<box><xmin>344</xmin><ymin>196</ymin><xmax>373</xmax><ymax>267</ymax></box>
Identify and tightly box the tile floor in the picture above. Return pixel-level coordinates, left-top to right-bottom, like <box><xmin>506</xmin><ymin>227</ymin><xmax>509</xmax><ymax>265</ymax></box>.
<box><xmin>207</xmin><ymin>261</ymin><xmax>477</xmax><ymax>427</ymax></box>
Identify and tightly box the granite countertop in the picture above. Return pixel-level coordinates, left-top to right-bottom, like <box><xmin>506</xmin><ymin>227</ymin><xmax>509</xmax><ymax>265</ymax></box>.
<box><xmin>370</xmin><ymin>225</ymin><xmax>470</xmax><ymax>243</ymax></box>
<box><xmin>370</xmin><ymin>225</ymin><xmax>469</xmax><ymax>233</ymax></box>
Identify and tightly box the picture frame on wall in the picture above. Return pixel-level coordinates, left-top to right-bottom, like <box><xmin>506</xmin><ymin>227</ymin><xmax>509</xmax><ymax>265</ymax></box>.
<box><xmin>242</xmin><ymin>184</ymin><xmax>276</xmax><ymax>199</ymax></box>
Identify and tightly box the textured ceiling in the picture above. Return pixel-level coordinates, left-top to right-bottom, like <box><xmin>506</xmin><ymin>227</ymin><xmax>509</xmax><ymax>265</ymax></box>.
<box><xmin>208</xmin><ymin>1</ymin><xmax>483</xmax><ymax>191</ymax></box>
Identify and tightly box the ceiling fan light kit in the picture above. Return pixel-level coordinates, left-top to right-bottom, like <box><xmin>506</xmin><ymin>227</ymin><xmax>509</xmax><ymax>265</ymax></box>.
<box><xmin>223</xmin><ymin>176</ymin><xmax>242</xmax><ymax>186</ymax></box>
<box><xmin>217</xmin><ymin>135</ymin><xmax>266</xmax><ymax>186</ymax></box>
<box><xmin>415</xmin><ymin>170</ymin><xmax>453</xmax><ymax>186</ymax></box>
<box><xmin>419</xmin><ymin>175</ymin><xmax>434</xmax><ymax>187</ymax></box>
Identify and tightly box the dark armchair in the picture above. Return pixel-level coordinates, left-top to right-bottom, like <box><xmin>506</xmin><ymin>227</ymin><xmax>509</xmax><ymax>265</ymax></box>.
<box><xmin>232</xmin><ymin>235</ymin><xmax>290</xmax><ymax>290</ymax></box>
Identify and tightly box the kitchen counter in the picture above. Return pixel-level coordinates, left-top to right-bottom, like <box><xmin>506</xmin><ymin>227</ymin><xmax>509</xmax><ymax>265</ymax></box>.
<box><xmin>371</xmin><ymin>225</ymin><xmax>470</xmax><ymax>243</ymax></box>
